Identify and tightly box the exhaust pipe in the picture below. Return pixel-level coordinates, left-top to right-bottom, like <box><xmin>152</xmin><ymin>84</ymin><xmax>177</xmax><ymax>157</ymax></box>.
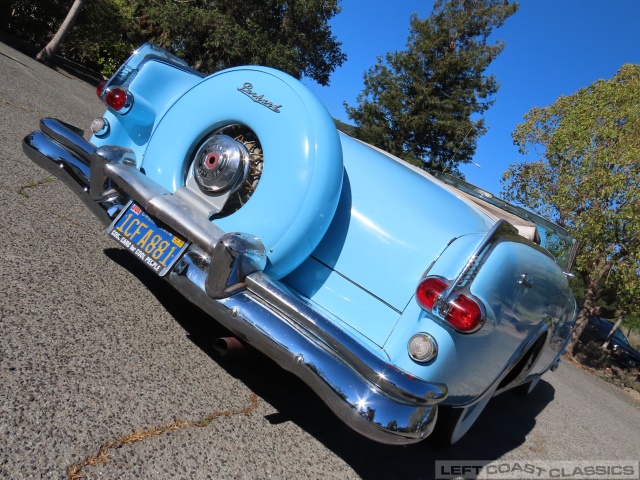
<box><xmin>213</xmin><ymin>336</ymin><xmax>251</xmax><ymax>357</ymax></box>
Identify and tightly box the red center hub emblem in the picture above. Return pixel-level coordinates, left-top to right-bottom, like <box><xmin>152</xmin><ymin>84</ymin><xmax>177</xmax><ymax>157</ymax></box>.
<box><xmin>204</xmin><ymin>151</ymin><xmax>219</xmax><ymax>170</ymax></box>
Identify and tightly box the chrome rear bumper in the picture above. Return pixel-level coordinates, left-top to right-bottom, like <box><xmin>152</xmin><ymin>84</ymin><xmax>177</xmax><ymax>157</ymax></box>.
<box><xmin>22</xmin><ymin>118</ymin><xmax>447</xmax><ymax>444</ymax></box>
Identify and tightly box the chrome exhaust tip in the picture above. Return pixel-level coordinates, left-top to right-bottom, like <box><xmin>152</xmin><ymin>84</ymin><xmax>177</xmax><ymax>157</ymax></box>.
<box><xmin>213</xmin><ymin>336</ymin><xmax>251</xmax><ymax>357</ymax></box>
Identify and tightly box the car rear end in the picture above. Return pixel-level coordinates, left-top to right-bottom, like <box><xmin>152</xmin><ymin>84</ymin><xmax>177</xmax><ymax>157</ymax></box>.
<box><xmin>21</xmin><ymin>43</ymin><xmax>578</xmax><ymax>445</ymax></box>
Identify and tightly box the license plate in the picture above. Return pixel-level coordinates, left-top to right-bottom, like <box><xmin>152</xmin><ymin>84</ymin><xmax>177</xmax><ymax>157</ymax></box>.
<box><xmin>106</xmin><ymin>201</ymin><xmax>189</xmax><ymax>276</ymax></box>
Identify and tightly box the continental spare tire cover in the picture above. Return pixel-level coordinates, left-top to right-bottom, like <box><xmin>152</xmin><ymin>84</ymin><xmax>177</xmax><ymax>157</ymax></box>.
<box><xmin>142</xmin><ymin>66</ymin><xmax>343</xmax><ymax>279</ymax></box>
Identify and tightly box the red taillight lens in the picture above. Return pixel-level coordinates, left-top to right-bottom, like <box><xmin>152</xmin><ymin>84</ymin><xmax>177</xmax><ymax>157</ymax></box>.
<box><xmin>445</xmin><ymin>294</ymin><xmax>482</xmax><ymax>332</ymax></box>
<box><xmin>105</xmin><ymin>88</ymin><xmax>128</xmax><ymax>111</ymax></box>
<box><xmin>96</xmin><ymin>81</ymin><xmax>107</xmax><ymax>99</ymax></box>
<box><xmin>416</xmin><ymin>277</ymin><xmax>447</xmax><ymax>311</ymax></box>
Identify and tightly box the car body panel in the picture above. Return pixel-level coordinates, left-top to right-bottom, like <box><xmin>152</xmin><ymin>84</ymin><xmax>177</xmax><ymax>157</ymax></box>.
<box><xmin>289</xmin><ymin>134</ymin><xmax>494</xmax><ymax>311</ymax></box>
<box><xmin>284</xmin><ymin>256</ymin><xmax>401</xmax><ymax>348</ymax></box>
<box><xmin>94</xmin><ymin>58</ymin><xmax>202</xmax><ymax>165</ymax></box>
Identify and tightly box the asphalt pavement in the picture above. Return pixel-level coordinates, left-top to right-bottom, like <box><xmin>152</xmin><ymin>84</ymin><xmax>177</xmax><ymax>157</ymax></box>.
<box><xmin>1</xmin><ymin>41</ymin><xmax>639</xmax><ymax>480</ymax></box>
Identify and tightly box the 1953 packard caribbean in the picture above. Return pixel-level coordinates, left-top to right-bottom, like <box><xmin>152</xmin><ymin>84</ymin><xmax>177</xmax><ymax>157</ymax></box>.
<box><xmin>23</xmin><ymin>44</ymin><xmax>578</xmax><ymax>445</ymax></box>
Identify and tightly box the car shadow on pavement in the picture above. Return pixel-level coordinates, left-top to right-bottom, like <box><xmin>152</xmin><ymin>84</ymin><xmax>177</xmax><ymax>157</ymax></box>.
<box><xmin>105</xmin><ymin>247</ymin><xmax>556</xmax><ymax>480</ymax></box>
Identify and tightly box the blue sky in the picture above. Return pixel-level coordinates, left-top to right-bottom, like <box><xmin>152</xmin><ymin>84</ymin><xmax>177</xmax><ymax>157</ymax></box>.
<box><xmin>303</xmin><ymin>0</ymin><xmax>640</xmax><ymax>195</ymax></box>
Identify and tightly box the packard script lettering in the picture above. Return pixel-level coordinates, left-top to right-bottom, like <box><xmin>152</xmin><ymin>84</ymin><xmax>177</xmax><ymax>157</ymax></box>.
<box><xmin>237</xmin><ymin>83</ymin><xmax>282</xmax><ymax>113</ymax></box>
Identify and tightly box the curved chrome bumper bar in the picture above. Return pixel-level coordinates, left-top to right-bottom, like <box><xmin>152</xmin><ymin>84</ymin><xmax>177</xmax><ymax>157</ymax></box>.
<box><xmin>22</xmin><ymin>118</ymin><xmax>447</xmax><ymax>444</ymax></box>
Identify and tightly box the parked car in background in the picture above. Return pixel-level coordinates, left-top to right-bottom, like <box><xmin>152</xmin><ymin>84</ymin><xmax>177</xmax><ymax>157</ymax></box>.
<box><xmin>579</xmin><ymin>317</ymin><xmax>640</xmax><ymax>370</ymax></box>
<box><xmin>22</xmin><ymin>43</ymin><xmax>579</xmax><ymax>446</ymax></box>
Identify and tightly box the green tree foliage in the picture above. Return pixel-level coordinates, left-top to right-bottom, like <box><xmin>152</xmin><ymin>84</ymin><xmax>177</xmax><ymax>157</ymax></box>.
<box><xmin>131</xmin><ymin>0</ymin><xmax>346</xmax><ymax>85</ymax></box>
<box><xmin>502</xmin><ymin>64</ymin><xmax>640</xmax><ymax>354</ymax></box>
<box><xmin>3</xmin><ymin>0</ymin><xmax>144</xmax><ymax>76</ymax></box>
<box><xmin>623</xmin><ymin>313</ymin><xmax>640</xmax><ymax>337</ymax></box>
<box><xmin>345</xmin><ymin>0</ymin><xmax>517</xmax><ymax>174</ymax></box>
<box><xmin>3</xmin><ymin>0</ymin><xmax>346</xmax><ymax>84</ymax></box>
<box><xmin>2</xmin><ymin>0</ymin><xmax>71</xmax><ymax>45</ymax></box>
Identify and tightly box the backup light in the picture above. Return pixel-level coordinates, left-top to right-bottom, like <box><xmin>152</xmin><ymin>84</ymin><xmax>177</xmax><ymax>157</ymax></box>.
<box><xmin>90</xmin><ymin>117</ymin><xmax>109</xmax><ymax>136</ymax></box>
<box><xmin>408</xmin><ymin>333</ymin><xmax>437</xmax><ymax>362</ymax></box>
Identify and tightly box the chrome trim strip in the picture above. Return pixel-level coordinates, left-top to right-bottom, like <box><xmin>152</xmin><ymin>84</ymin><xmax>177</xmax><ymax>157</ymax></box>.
<box><xmin>435</xmin><ymin>220</ymin><xmax>509</xmax><ymax>314</ymax></box>
<box><xmin>565</xmin><ymin>239</ymin><xmax>580</xmax><ymax>275</ymax></box>
<box><xmin>135</xmin><ymin>53</ymin><xmax>206</xmax><ymax>79</ymax></box>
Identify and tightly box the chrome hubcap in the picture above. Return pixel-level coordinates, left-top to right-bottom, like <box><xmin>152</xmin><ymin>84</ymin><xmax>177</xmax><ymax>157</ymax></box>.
<box><xmin>193</xmin><ymin>134</ymin><xmax>250</xmax><ymax>194</ymax></box>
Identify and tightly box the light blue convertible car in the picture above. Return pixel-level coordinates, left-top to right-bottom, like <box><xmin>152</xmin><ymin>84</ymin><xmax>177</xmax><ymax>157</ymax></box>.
<box><xmin>23</xmin><ymin>44</ymin><xmax>578</xmax><ymax>445</ymax></box>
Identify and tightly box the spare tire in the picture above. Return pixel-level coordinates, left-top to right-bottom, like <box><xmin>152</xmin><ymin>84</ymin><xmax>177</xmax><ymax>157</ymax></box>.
<box><xmin>142</xmin><ymin>66</ymin><xmax>344</xmax><ymax>279</ymax></box>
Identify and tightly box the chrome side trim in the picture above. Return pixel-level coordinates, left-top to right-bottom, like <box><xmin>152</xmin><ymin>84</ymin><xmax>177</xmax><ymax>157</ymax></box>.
<box><xmin>137</xmin><ymin>54</ymin><xmax>206</xmax><ymax>79</ymax></box>
<box><xmin>434</xmin><ymin>220</ymin><xmax>509</xmax><ymax>316</ymax></box>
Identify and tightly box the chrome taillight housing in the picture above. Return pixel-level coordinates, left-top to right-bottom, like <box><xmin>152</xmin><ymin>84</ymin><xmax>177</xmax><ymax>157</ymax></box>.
<box><xmin>416</xmin><ymin>276</ymin><xmax>484</xmax><ymax>333</ymax></box>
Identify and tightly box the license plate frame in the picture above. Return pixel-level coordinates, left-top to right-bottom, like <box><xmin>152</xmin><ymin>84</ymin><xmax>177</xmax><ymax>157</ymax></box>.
<box><xmin>106</xmin><ymin>201</ymin><xmax>189</xmax><ymax>276</ymax></box>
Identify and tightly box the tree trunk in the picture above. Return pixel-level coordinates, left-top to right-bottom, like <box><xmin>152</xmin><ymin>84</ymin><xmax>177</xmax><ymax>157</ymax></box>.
<box><xmin>35</xmin><ymin>0</ymin><xmax>86</xmax><ymax>63</ymax></box>
<box><xmin>566</xmin><ymin>275</ymin><xmax>601</xmax><ymax>355</ymax></box>
<box><xmin>602</xmin><ymin>316</ymin><xmax>623</xmax><ymax>350</ymax></box>
<box><xmin>566</xmin><ymin>306</ymin><xmax>590</xmax><ymax>356</ymax></box>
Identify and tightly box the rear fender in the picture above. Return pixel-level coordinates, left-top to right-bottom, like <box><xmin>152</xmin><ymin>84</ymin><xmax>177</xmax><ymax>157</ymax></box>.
<box><xmin>384</xmin><ymin>226</ymin><xmax>576</xmax><ymax>404</ymax></box>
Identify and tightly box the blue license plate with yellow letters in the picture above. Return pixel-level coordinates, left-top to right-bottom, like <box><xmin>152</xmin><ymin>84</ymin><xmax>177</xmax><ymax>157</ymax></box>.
<box><xmin>106</xmin><ymin>201</ymin><xmax>189</xmax><ymax>276</ymax></box>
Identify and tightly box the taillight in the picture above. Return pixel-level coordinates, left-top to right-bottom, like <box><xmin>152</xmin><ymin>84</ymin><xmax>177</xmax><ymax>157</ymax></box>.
<box><xmin>445</xmin><ymin>294</ymin><xmax>482</xmax><ymax>332</ymax></box>
<box><xmin>96</xmin><ymin>81</ymin><xmax>107</xmax><ymax>99</ymax></box>
<box><xmin>105</xmin><ymin>88</ymin><xmax>129</xmax><ymax>111</ymax></box>
<box><xmin>416</xmin><ymin>277</ymin><xmax>447</xmax><ymax>311</ymax></box>
<box><xmin>416</xmin><ymin>276</ymin><xmax>484</xmax><ymax>333</ymax></box>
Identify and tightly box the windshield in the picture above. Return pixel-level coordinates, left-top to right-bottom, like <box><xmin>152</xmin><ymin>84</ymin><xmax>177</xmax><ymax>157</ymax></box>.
<box><xmin>431</xmin><ymin>172</ymin><xmax>578</xmax><ymax>272</ymax></box>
